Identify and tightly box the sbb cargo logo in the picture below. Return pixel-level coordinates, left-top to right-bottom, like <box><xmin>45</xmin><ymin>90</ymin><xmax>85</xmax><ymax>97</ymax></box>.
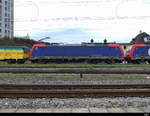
<box><xmin>148</xmin><ymin>49</ymin><xmax>150</xmax><ymax>56</ymax></box>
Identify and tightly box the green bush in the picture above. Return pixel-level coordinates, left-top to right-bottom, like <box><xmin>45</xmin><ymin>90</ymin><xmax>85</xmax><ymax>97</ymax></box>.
<box><xmin>0</xmin><ymin>37</ymin><xmax>49</xmax><ymax>48</ymax></box>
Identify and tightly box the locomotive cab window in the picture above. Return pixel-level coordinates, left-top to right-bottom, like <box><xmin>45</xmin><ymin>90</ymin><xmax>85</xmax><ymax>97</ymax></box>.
<box><xmin>35</xmin><ymin>47</ymin><xmax>38</xmax><ymax>51</ymax></box>
<box><xmin>126</xmin><ymin>46</ymin><xmax>131</xmax><ymax>52</ymax></box>
<box><xmin>144</xmin><ymin>37</ymin><xmax>150</xmax><ymax>43</ymax></box>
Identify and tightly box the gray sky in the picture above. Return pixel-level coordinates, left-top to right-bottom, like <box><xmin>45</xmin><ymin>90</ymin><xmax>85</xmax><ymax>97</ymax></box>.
<box><xmin>14</xmin><ymin>0</ymin><xmax>150</xmax><ymax>43</ymax></box>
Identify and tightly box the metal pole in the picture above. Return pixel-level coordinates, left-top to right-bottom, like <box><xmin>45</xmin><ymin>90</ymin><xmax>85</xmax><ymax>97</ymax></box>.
<box><xmin>80</xmin><ymin>73</ymin><xmax>83</xmax><ymax>78</ymax></box>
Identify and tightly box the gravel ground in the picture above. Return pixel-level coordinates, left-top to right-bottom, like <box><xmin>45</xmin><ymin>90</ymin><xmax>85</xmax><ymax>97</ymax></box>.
<box><xmin>0</xmin><ymin>76</ymin><xmax>150</xmax><ymax>85</ymax></box>
<box><xmin>0</xmin><ymin>75</ymin><xmax>150</xmax><ymax>109</ymax></box>
<box><xmin>0</xmin><ymin>97</ymin><xmax>149</xmax><ymax>109</ymax></box>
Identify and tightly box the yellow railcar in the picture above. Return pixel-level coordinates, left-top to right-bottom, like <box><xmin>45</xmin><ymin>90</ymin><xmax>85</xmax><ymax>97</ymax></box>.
<box><xmin>0</xmin><ymin>46</ymin><xmax>30</xmax><ymax>63</ymax></box>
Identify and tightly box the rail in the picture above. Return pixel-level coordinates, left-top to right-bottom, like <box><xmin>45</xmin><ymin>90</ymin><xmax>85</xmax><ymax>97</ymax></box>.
<box><xmin>0</xmin><ymin>84</ymin><xmax>150</xmax><ymax>98</ymax></box>
<box><xmin>1</xmin><ymin>84</ymin><xmax>150</xmax><ymax>89</ymax></box>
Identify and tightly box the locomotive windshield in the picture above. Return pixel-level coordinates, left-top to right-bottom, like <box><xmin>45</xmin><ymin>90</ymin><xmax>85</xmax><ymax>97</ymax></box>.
<box><xmin>125</xmin><ymin>46</ymin><xmax>132</xmax><ymax>55</ymax></box>
<box><xmin>144</xmin><ymin>37</ymin><xmax>150</xmax><ymax>43</ymax></box>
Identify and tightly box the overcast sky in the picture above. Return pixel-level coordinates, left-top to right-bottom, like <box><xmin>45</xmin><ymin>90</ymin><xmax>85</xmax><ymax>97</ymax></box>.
<box><xmin>14</xmin><ymin>0</ymin><xmax>150</xmax><ymax>43</ymax></box>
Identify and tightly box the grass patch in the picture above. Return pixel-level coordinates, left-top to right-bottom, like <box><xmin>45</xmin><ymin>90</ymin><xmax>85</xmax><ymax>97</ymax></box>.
<box><xmin>1</xmin><ymin>63</ymin><xmax>150</xmax><ymax>70</ymax></box>
<box><xmin>1</xmin><ymin>63</ymin><xmax>150</xmax><ymax>69</ymax></box>
<box><xmin>0</xmin><ymin>73</ymin><xmax>36</xmax><ymax>78</ymax></box>
<box><xmin>83</xmin><ymin>74</ymin><xmax>147</xmax><ymax>78</ymax></box>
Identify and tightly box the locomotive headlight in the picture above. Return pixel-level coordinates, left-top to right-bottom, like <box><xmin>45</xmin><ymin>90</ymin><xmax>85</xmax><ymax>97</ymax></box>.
<box><xmin>35</xmin><ymin>47</ymin><xmax>38</xmax><ymax>51</ymax></box>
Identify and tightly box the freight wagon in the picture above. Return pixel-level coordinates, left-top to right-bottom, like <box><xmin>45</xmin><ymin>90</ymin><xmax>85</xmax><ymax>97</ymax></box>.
<box><xmin>0</xmin><ymin>46</ymin><xmax>30</xmax><ymax>64</ymax></box>
<box><xmin>30</xmin><ymin>43</ymin><xmax>124</xmax><ymax>64</ymax></box>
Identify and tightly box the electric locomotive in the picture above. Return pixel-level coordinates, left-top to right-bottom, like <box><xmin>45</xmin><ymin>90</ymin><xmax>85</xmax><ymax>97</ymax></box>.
<box><xmin>125</xmin><ymin>44</ymin><xmax>150</xmax><ymax>64</ymax></box>
<box><xmin>0</xmin><ymin>46</ymin><xmax>30</xmax><ymax>64</ymax></box>
<box><xmin>29</xmin><ymin>43</ymin><xmax>125</xmax><ymax>64</ymax></box>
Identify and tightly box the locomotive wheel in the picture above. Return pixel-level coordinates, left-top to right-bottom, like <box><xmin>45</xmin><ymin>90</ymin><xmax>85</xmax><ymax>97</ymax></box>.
<box><xmin>39</xmin><ymin>60</ymin><xmax>49</xmax><ymax>64</ymax></box>
<box><xmin>131</xmin><ymin>60</ymin><xmax>137</xmax><ymax>64</ymax></box>
<box><xmin>147</xmin><ymin>61</ymin><xmax>150</xmax><ymax>64</ymax></box>
<box><xmin>17</xmin><ymin>60</ymin><xmax>25</xmax><ymax>64</ymax></box>
<box><xmin>105</xmin><ymin>60</ymin><xmax>112</xmax><ymax>64</ymax></box>
<box><xmin>7</xmin><ymin>60</ymin><xmax>16</xmax><ymax>64</ymax></box>
<box><xmin>56</xmin><ymin>59</ymin><xmax>63</xmax><ymax>64</ymax></box>
<box><xmin>31</xmin><ymin>60</ymin><xmax>38</xmax><ymax>63</ymax></box>
<box><xmin>136</xmin><ymin>60</ymin><xmax>142</xmax><ymax>64</ymax></box>
<box><xmin>88</xmin><ymin>60</ymin><xmax>99</xmax><ymax>64</ymax></box>
<box><xmin>132</xmin><ymin>60</ymin><xmax>141</xmax><ymax>64</ymax></box>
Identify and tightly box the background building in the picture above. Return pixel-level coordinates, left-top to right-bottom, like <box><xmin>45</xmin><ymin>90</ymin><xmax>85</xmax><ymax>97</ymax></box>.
<box><xmin>130</xmin><ymin>32</ymin><xmax>150</xmax><ymax>44</ymax></box>
<box><xmin>0</xmin><ymin>0</ymin><xmax>14</xmax><ymax>38</ymax></box>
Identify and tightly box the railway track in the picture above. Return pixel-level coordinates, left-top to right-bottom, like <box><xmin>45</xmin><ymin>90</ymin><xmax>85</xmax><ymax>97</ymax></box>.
<box><xmin>0</xmin><ymin>84</ymin><xmax>150</xmax><ymax>98</ymax></box>
<box><xmin>0</xmin><ymin>68</ymin><xmax>150</xmax><ymax>74</ymax></box>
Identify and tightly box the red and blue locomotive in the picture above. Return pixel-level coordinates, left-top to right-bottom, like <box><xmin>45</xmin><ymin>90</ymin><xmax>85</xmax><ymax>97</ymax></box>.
<box><xmin>29</xmin><ymin>43</ymin><xmax>125</xmax><ymax>64</ymax></box>
<box><xmin>125</xmin><ymin>44</ymin><xmax>150</xmax><ymax>64</ymax></box>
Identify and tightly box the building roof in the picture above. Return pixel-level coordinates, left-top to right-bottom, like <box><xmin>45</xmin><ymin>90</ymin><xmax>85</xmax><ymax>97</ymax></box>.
<box><xmin>130</xmin><ymin>32</ymin><xmax>150</xmax><ymax>44</ymax></box>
